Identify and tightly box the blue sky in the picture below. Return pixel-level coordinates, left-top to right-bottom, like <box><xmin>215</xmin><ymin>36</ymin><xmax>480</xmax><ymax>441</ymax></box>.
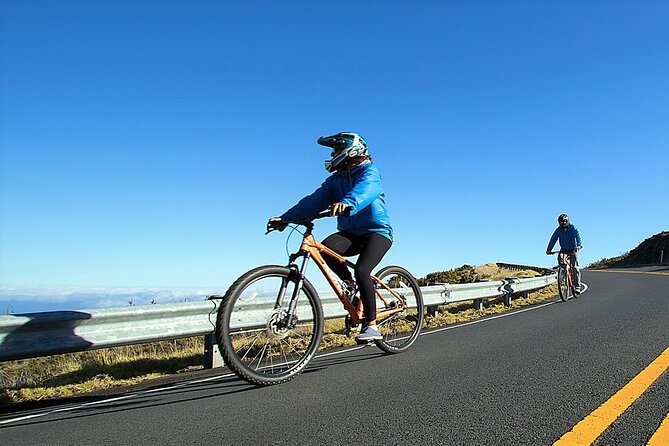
<box><xmin>1</xmin><ymin>1</ymin><xmax>668</xmax><ymax>313</ymax></box>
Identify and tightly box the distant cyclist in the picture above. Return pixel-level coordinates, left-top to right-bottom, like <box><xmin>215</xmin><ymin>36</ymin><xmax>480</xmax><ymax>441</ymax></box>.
<box><xmin>267</xmin><ymin>132</ymin><xmax>393</xmax><ymax>343</ymax></box>
<box><xmin>546</xmin><ymin>213</ymin><xmax>583</xmax><ymax>295</ymax></box>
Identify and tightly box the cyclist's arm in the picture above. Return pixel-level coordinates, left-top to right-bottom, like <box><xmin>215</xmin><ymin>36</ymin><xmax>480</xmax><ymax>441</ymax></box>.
<box><xmin>546</xmin><ymin>229</ymin><xmax>559</xmax><ymax>255</ymax></box>
<box><xmin>340</xmin><ymin>166</ymin><xmax>383</xmax><ymax>214</ymax></box>
<box><xmin>281</xmin><ymin>184</ymin><xmax>333</xmax><ymax>222</ymax></box>
<box><xmin>573</xmin><ymin>225</ymin><xmax>582</xmax><ymax>249</ymax></box>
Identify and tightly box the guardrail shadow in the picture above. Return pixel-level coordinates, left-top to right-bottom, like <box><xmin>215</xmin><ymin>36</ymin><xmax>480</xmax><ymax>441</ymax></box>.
<box><xmin>0</xmin><ymin>311</ymin><xmax>94</xmax><ymax>362</ymax></box>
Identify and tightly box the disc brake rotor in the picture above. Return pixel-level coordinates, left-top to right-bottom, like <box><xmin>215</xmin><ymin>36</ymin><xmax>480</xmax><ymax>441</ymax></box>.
<box><xmin>266</xmin><ymin>308</ymin><xmax>291</xmax><ymax>340</ymax></box>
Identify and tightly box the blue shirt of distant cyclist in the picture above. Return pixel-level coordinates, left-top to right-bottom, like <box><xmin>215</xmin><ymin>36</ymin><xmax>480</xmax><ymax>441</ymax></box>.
<box><xmin>546</xmin><ymin>224</ymin><xmax>582</xmax><ymax>253</ymax></box>
<box><xmin>280</xmin><ymin>160</ymin><xmax>393</xmax><ymax>241</ymax></box>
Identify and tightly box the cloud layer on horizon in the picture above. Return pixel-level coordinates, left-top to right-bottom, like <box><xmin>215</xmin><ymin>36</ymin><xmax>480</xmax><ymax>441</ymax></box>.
<box><xmin>0</xmin><ymin>285</ymin><xmax>219</xmax><ymax>314</ymax></box>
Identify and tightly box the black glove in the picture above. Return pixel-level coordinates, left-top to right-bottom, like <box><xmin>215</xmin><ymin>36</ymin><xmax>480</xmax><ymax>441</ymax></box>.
<box><xmin>267</xmin><ymin>217</ymin><xmax>288</xmax><ymax>232</ymax></box>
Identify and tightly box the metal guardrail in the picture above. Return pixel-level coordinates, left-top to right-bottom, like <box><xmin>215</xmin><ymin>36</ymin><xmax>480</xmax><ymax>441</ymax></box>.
<box><xmin>0</xmin><ymin>274</ymin><xmax>555</xmax><ymax>363</ymax></box>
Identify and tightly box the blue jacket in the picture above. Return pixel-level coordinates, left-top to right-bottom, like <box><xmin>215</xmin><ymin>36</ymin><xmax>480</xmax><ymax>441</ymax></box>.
<box><xmin>546</xmin><ymin>224</ymin><xmax>582</xmax><ymax>253</ymax></box>
<box><xmin>281</xmin><ymin>161</ymin><xmax>393</xmax><ymax>241</ymax></box>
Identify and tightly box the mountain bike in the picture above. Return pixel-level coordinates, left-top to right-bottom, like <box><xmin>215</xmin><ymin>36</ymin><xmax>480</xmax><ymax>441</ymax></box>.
<box><xmin>215</xmin><ymin>212</ymin><xmax>424</xmax><ymax>386</ymax></box>
<box><xmin>549</xmin><ymin>250</ymin><xmax>579</xmax><ymax>302</ymax></box>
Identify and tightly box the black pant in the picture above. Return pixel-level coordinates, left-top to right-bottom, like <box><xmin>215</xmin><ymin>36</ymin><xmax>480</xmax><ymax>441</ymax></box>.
<box><xmin>322</xmin><ymin>232</ymin><xmax>392</xmax><ymax>323</ymax></box>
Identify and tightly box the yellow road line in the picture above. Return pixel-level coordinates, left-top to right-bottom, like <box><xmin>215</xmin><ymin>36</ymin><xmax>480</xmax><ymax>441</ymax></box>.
<box><xmin>648</xmin><ymin>412</ymin><xmax>669</xmax><ymax>446</ymax></box>
<box><xmin>553</xmin><ymin>347</ymin><xmax>669</xmax><ymax>446</ymax></box>
<box><xmin>588</xmin><ymin>269</ymin><xmax>669</xmax><ymax>276</ymax></box>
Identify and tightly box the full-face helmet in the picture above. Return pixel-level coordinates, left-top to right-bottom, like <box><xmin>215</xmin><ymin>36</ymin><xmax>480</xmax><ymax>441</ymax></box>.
<box><xmin>317</xmin><ymin>132</ymin><xmax>368</xmax><ymax>172</ymax></box>
<box><xmin>558</xmin><ymin>214</ymin><xmax>570</xmax><ymax>226</ymax></box>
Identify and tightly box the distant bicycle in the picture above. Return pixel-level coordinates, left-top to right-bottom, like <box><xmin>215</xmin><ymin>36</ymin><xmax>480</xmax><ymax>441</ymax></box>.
<box><xmin>549</xmin><ymin>250</ymin><xmax>580</xmax><ymax>301</ymax></box>
<box><xmin>215</xmin><ymin>212</ymin><xmax>424</xmax><ymax>386</ymax></box>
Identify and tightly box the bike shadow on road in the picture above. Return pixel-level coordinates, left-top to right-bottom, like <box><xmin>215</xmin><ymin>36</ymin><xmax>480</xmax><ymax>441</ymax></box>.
<box><xmin>306</xmin><ymin>345</ymin><xmax>386</xmax><ymax>372</ymax></box>
<box><xmin>0</xmin><ymin>372</ymin><xmax>253</xmax><ymax>427</ymax></box>
<box><xmin>0</xmin><ymin>348</ymin><xmax>389</xmax><ymax>427</ymax></box>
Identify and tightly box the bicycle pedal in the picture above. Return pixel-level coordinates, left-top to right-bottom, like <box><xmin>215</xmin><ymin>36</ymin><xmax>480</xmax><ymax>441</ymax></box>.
<box><xmin>355</xmin><ymin>338</ymin><xmax>375</xmax><ymax>346</ymax></box>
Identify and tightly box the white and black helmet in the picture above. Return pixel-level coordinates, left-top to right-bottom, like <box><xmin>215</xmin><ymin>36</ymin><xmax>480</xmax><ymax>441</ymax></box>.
<box><xmin>318</xmin><ymin>132</ymin><xmax>368</xmax><ymax>172</ymax></box>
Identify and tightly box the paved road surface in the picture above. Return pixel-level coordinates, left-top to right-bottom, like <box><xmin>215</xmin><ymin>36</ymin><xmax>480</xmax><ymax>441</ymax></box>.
<box><xmin>2</xmin><ymin>269</ymin><xmax>667</xmax><ymax>445</ymax></box>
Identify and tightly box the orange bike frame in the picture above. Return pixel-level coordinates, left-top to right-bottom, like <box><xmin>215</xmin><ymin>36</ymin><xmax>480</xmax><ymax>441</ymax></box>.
<box><xmin>558</xmin><ymin>253</ymin><xmax>574</xmax><ymax>288</ymax></box>
<box><xmin>296</xmin><ymin>232</ymin><xmax>406</xmax><ymax>326</ymax></box>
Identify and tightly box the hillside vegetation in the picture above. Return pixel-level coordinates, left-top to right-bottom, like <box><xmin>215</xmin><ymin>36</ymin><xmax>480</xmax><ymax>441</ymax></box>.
<box><xmin>417</xmin><ymin>263</ymin><xmax>542</xmax><ymax>286</ymax></box>
<box><xmin>588</xmin><ymin>231</ymin><xmax>669</xmax><ymax>268</ymax></box>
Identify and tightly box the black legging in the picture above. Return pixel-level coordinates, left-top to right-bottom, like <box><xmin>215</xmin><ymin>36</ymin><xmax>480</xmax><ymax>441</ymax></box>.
<box><xmin>322</xmin><ymin>232</ymin><xmax>392</xmax><ymax>323</ymax></box>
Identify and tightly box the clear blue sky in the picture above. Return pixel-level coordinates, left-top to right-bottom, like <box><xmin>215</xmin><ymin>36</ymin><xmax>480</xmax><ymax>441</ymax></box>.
<box><xmin>1</xmin><ymin>1</ymin><xmax>668</xmax><ymax>313</ymax></box>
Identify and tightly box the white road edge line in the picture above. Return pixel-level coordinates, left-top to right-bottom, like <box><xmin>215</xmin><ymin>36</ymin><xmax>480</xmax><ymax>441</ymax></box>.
<box><xmin>422</xmin><ymin>300</ymin><xmax>558</xmax><ymax>335</ymax></box>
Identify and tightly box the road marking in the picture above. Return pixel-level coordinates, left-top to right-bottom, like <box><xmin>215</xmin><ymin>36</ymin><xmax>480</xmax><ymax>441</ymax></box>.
<box><xmin>647</xmin><ymin>412</ymin><xmax>669</xmax><ymax>446</ymax></box>
<box><xmin>422</xmin><ymin>300</ymin><xmax>557</xmax><ymax>335</ymax></box>
<box><xmin>589</xmin><ymin>269</ymin><xmax>669</xmax><ymax>276</ymax></box>
<box><xmin>553</xmin><ymin>346</ymin><xmax>669</xmax><ymax>446</ymax></box>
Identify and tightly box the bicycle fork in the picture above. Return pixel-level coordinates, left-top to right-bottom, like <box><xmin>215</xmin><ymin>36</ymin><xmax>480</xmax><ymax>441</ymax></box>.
<box><xmin>276</xmin><ymin>251</ymin><xmax>312</xmax><ymax>328</ymax></box>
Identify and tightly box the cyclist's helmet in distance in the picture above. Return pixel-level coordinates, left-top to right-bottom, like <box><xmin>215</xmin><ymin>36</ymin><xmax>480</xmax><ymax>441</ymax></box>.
<box><xmin>318</xmin><ymin>132</ymin><xmax>368</xmax><ymax>172</ymax></box>
<box><xmin>558</xmin><ymin>213</ymin><xmax>569</xmax><ymax>225</ymax></box>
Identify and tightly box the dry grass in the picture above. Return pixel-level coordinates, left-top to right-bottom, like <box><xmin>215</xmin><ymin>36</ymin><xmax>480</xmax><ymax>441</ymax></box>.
<box><xmin>1</xmin><ymin>264</ymin><xmax>557</xmax><ymax>407</ymax></box>
<box><xmin>424</xmin><ymin>283</ymin><xmax>557</xmax><ymax>329</ymax></box>
<box><xmin>476</xmin><ymin>263</ymin><xmax>542</xmax><ymax>280</ymax></box>
<box><xmin>1</xmin><ymin>338</ymin><xmax>202</xmax><ymax>406</ymax></box>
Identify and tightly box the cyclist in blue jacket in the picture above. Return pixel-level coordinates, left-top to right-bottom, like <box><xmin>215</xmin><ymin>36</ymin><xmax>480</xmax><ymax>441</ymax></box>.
<box><xmin>268</xmin><ymin>132</ymin><xmax>392</xmax><ymax>343</ymax></box>
<box><xmin>546</xmin><ymin>213</ymin><xmax>583</xmax><ymax>294</ymax></box>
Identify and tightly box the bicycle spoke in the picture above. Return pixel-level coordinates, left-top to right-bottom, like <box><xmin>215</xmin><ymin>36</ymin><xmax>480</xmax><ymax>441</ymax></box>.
<box><xmin>237</xmin><ymin>332</ymin><xmax>263</xmax><ymax>362</ymax></box>
<box><xmin>249</xmin><ymin>341</ymin><xmax>270</xmax><ymax>371</ymax></box>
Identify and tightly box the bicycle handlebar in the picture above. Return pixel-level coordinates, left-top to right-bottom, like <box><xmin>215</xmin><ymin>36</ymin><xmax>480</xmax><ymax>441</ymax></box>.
<box><xmin>548</xmin><ymin>247</ymin><xmax>583</xmax><ymax>255</ymax></box>
<box><xmin>266</xmin><ymin>209</ymin><xmax>350</xmax><ymax>235</ymax></box>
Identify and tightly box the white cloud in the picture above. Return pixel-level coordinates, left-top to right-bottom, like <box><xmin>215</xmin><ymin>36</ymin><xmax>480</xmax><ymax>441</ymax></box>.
<box><xmin>0</xmin><ymin>285</ymin><xmax>221</xmax><ymax>313</ymax></box>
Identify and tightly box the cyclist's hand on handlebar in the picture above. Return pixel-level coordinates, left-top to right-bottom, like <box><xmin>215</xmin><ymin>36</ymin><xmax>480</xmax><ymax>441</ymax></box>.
<box><xmin>267</xmin><ymin>217</ymin><xmax>288</xmax><ymax>233</ymax></box>
<box><xmin>329</xmin><ymin>202</ymin><xmax>352</xmax><ymax>217</ymax></box>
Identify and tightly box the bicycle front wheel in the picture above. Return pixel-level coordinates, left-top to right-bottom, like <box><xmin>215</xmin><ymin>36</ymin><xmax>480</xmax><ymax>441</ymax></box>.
<box><xmin>372</xmin><ymin>265</ymin><xmax>424</xmax><ymax>353</ymax></box>
<box><xmin>557</xmin><ymin>267</ymin><xmax>571</xmax><ymax>302</ymax></box>
<box><xmin>215</xmin><ymin>265</ymin><xmax>324</xmax><ymax>385</ymax></box>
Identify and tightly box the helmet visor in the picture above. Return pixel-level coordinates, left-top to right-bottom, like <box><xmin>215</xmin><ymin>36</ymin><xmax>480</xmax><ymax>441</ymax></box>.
<box><xmin>317</xmin><ymin>135</ymin><xmax>353</xmax><ymax>151</ymax></box>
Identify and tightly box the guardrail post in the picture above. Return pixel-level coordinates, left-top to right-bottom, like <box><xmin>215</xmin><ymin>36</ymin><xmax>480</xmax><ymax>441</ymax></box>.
<box><xmin>473</xmin><ymin>298</ymin><xmax>483</xmax><ymax>311</ymax></box>
<box><xmin>503</xmin><ymin>293</ymin><xmax>512</xmax><ymax>306</ymax></box>
<box><xmin>203</xmin><ymin>333</ymin><xmax>223</xmax><ymax>369</ymax></box>
<box><xmin>501</xmin><ymin>279</ymin><xmax>513</xmax><ymax>307</ymax></box>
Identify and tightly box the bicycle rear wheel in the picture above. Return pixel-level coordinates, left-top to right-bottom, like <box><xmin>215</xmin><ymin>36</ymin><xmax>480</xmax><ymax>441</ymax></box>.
<box><xmin>557</xmin><ymin>267</ymin><xmax>571</xmax><ymax>302</ymax></box>
<box><xmin>372</xmin><ymin>265</ymin><xmax>424</xmax><ymax>353</ymax></box>
<box><xmin>215</xmin><ymin>265</ymin><xmax>324</xmax><ymax>385</ymax></box>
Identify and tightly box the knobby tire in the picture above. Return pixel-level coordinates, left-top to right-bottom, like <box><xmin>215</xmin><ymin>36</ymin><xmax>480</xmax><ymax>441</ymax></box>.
<box><xmin>557</xmin><ymin>267</ymin><xmax>571</xmax><ymax>302</ymax></box>
<box><xmin>215</xmin><ymin>265</ymin><xmax>324</xmax><ymax>386</ymax></box>
<box><xmin>372</xmin><ymin>265</ymin><xmax>424</xmax><ymax>353</ymax></box>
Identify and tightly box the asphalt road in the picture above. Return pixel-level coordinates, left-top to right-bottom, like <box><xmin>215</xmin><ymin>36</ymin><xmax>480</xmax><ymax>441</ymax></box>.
<box><xmin>2</xmin><ymin>269</ymin><xmax>668</xmax><ymax>445</ymax></box>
